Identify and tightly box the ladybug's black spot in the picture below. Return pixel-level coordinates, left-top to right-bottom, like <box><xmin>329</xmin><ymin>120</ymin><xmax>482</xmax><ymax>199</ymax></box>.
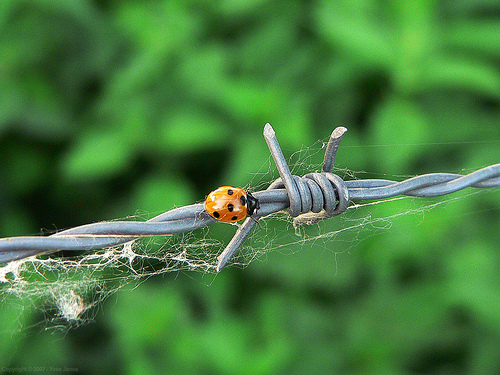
<box><xmin>227</xmin><ymin>189</ymin><xmax>234</xmax><ymax>195</ymax></box>
<box><xmin>231</xmin><ymin>216</ymin><xmax>238</xmax><ymax>221</ymax></box>
<box><xmin>213</xmin><ymin>211</ymin><xmax>220</xmax><ymax>218</ymax></box>
<box><xmin>240</xmin><ymin>196</ymin><xmax>247</xmax><ymax>206</ymax></box>
<box><xmin>227</xmin><ymin>203</ymin><xmax>234</xmax><ymax>212</ymax></box>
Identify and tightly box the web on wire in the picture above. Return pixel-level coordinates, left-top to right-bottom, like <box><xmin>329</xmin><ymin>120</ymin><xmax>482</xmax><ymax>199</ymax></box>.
<box><xmin>0</xmin><ymin>230</ymin><xmax>221</xmax><ymax>328</ymax></box>
<box><xmin>1</xmin><ymin>124</ymin><xmax>499</xmax><ymax>329</ymax></box>
<box><xmin>0</xmin><ymin>193</ymin><xmax>454</xmax><ymax>329</ymax></box>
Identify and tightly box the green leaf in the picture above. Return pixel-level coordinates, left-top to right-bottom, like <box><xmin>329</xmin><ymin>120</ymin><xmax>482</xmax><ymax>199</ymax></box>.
<box><xmin>369</xmin><ymin>96</ymin><xmax>429</xmax><ymax>173</ymax></box>
<box><xmin>446</xmin><ymin>20</ymin><xmax>500</xmax><ymax>58</ymax></box>
<box><xmin>61</xmin><ymin>129</ymin><xmax>134</xmax><ymax>180</ymax></box>
<box><xmin>159</xmin><ymin>107</ymin><xmax>228</xmax><ymax>152</ymax></box>
<box><xmin>423</xmin><ymin>55</ymin><xmax>500</xmax><ymax>98</ymax></box>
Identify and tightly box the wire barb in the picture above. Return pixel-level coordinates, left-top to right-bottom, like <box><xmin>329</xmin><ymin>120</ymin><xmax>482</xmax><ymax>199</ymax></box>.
<box><xmin>1</xmin><ymin>124</ymin><xmax>500</xmax><ymax>271</ymax></box>
<box><xmin>216</xmin><ymin>124</ymin><xmax>349</xmax><ymax>271</ymax></box>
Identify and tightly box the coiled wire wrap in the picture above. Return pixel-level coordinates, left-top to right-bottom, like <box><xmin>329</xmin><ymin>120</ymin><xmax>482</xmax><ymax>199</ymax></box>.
<box><xmin>0</xmin><ymin>124</ymin><xmax>499</xmax><ymax>271</ymax></box>
<box><xmin>216</xmin><ymin>124</ymin><xmax>350</xmax><ymax>270</ymax></box>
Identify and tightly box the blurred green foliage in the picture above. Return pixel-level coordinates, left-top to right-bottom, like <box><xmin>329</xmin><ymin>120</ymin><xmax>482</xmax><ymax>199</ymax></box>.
<box><xmin>1</xmin><ymin>0</ymin><xmax>500</xmax><ymax>373</ymax></box>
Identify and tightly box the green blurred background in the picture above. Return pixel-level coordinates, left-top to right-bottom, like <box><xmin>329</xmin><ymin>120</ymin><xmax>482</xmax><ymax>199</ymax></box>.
<box><xmin>1</xmin><ymin>0</ymin><xmax>500</xmax><ymax>373</ymax></box>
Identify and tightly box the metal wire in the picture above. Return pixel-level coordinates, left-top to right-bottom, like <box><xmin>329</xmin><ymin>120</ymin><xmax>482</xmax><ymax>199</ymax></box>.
<box><xmin>1</xmin><ymin>123</ymin><xmax>499</xmax><ymax>271</ymax></box>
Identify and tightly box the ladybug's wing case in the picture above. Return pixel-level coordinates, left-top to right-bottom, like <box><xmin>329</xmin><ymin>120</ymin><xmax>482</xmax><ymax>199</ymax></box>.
<box><xmin>206</xmin><ymin>196</ymin><xmax>246</xmax><ymax>215</ymax></box>
<box><xmin>205</xmin><ymin>187</ymin><xmax>248</xmax><ymax>222</ymax></box>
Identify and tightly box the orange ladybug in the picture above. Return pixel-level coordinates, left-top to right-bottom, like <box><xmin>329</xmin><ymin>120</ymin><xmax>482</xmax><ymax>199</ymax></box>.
<box><xmin>205</xmin><ymin>186</ymin><xmax>259</xmax><ymax>223</ymax></box>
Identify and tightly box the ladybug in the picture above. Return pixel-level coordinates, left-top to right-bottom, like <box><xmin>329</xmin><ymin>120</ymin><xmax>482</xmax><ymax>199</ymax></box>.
<box><xmin>205</xmin><ymin>186</ymin><xmax>259</xmax><ymax>223</ymax></box>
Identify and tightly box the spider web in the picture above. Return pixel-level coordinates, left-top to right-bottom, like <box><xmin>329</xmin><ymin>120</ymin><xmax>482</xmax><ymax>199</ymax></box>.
<box><xmin>0</xmin><ymin>139</ymin><xmax>491</xmax><ymax>331</ymax></box>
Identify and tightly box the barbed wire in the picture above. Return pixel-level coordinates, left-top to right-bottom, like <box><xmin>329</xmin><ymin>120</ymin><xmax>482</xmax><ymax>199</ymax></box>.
<box><xmin>1</xmin><ymin>123</ymin><xmax>499</xmax><ymax>271</ymax></box>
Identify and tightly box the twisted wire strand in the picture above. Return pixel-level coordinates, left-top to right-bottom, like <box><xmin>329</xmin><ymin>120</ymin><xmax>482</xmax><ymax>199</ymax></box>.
<box><xmin>1</xmin><ymin>124</ymin><xmax>499</xmax><ymax>270</ymax></box>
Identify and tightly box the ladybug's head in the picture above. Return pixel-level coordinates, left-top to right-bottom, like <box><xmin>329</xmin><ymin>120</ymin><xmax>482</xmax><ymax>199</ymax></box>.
<box><xmin>245</xmin><ymin>191</ymin><xmax>259</xmax><ymax>216</ymax></box>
